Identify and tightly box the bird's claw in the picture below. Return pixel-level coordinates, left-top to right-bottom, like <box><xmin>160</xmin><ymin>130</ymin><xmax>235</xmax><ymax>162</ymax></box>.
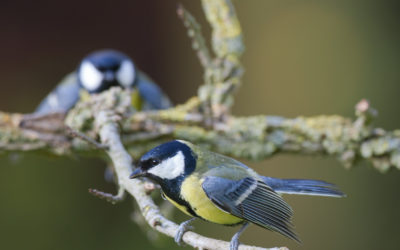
<box><xmin>229</xmin><ymin>222</ymin><xmax>249</xmax><ymax>250</ymax></box>
<box><xmin>230</xmin><ymin>234</ymin><xmax>240</xmax><ymax>250</ymax></box>
<box><xmin>174</xmin><ymin>218</ymin><xmax>196</xmax><ymax>245</ymax></box>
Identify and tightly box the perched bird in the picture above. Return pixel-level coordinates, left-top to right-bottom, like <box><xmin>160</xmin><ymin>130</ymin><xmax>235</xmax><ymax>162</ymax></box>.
<box><xmin>35</xmin><ymin>49</ymin><xmax>172</xmax><ymax>114</ymax></box>
<box><xmin>130</xmin><ymin>140</ymin><xmax>345</xmax><ymax>250</ymax></box>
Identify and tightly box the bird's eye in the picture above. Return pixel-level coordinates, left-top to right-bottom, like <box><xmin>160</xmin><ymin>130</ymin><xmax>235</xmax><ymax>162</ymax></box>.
<box><xmin>149</xmin><ymin>159</ymin><xmax>160</xmax><ymax>165</ymax></box>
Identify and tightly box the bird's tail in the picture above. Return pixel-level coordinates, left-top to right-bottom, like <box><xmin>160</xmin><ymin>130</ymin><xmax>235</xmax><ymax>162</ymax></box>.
<box><xmin>262</xmin><ymin>177</ymin><xmax>345</xmax><ymax>197</ymax></box>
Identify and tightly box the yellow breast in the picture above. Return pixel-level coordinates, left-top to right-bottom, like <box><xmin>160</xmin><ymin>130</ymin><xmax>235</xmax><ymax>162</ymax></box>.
<box><xmin>179</xmin><ymin>174</ymin><xmax>243</xmax><ymax>225</ymax></box>
<box><xmin>131</xmin><ymin>89</ymin><xmax>142</xmax><ymax>111</ymax></box>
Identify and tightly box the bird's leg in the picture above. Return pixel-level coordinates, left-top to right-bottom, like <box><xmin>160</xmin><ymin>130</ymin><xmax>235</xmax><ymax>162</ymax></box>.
<box><xmin>174</xmin><ymin>218</ymin><xmax>196</xmax><ymax>245</ymax></box>
<box><xmin>230</xmin><ymin>222</ymin><xmax>249</xmax><ymax>250</ymax></box>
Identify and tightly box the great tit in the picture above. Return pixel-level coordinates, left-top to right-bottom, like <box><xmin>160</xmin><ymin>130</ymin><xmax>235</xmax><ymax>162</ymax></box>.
<box><xmin>130</xmin><ymin>140</ymin><xmax>344</xmax><ymax>250</ymax></box>
<box><xmin>34</xmin><ymin>49</ymin><xmax>172</xmax><ymax>114</ymax></box>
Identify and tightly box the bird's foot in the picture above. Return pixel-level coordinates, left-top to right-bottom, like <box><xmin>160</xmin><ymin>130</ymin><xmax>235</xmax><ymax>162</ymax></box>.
<box><xmin>174</xmin><ymin>218</ymin><xmax>196</xmax><ymax>246</ymax></box>
<box><xmin>230</xmin><ymin>222</ymin><xmax>249</xmax><ymax>250</ymax></box>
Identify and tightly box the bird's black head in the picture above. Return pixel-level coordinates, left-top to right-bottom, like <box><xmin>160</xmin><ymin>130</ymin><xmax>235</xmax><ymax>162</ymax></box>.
<box><xmin>130</xmin><ymin>140</ymin><xmax>197</xmax><ymax>183</ymax></box>
<box><xmin>77</xmin><ymin>49</ymin><xmax>137</xmax><ymax>93</ymax></box>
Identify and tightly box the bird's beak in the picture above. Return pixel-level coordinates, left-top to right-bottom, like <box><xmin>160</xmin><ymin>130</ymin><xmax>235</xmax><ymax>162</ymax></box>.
<box><xmin>130</xmin><ymin>168</ymin><xmax>145</xmax><ymax>179</ymax></box>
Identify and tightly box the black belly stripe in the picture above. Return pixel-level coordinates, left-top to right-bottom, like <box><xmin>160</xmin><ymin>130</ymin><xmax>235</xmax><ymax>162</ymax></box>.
<box><xmin>163</xmin><ymin>191</ymin><xmax>198</xmax><ymax>217</ymax></box>
<box><xmin>160</xmin><ymin>179</ymin><xmax>198</xmax><ymax>218</ymax></box>
<box><xmin>183</xmin><ymin>203</ymin><xmax>198</xmax><ymax>217</ymax></box>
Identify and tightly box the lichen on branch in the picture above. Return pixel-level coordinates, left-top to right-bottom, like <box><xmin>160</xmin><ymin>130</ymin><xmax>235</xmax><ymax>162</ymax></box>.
<box><xmin>4</xmin><ymin>94</ymin><xmax>399</xmax><ymax>173</ymax></box>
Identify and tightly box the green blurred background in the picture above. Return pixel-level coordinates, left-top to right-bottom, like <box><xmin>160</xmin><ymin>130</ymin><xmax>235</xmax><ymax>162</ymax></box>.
<box><xmin>1</xmin><ymin>0</ymin><xmax>399</xmax><ymax>249</ymax></box>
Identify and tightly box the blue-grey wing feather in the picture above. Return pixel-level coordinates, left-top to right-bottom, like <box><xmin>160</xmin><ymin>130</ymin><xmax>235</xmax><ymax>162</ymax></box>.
<box><xmin>202</xmin><ymin>176</ymin><xmax>299</xmax><ymax>242</ymax></box>
<box><xmin>136</xmin><ymin>72</ymin><xmax>172</xmax><ymax>110</ymax></box>
<box><xmin>262</xmin><ymin>177</ymin><xmax>345</xmax><ymax>197</ymax></box>
<box><xmin>34</xmin><ymin>73</ymin><xmax>80</xmax><ymax>114</ymax></box>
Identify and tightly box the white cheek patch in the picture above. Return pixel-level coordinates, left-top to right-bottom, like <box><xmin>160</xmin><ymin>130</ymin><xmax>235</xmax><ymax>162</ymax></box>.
<box><xmin>148</xmin><ymin>151</ymin><xmax>185</xmax><ymax>179</ymax></box>
<box><xmin>79</xmin><ymin>61</ymin><xmax>103</xmax><ymax>91</ymax></box>
<box><xmin>116</xmin><ymin>60</ymin><xmax>135</xmax><ymax>87</ymax></box>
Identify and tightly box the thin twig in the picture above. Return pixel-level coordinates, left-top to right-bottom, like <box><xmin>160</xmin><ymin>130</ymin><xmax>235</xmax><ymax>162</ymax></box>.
<box><xmin>66</xmin><ymin>126</ymin><xmax>108</xmax><ymax>150</ymax></box>
<box><xmin>177</xmin><ymin>4</ymin><xmax>213</xmax><ymax>70</ymax></box>
<box><xmin>88</xmin><ymin>186</ymin><xmax>125</xmax><ymax>204</ymax></box>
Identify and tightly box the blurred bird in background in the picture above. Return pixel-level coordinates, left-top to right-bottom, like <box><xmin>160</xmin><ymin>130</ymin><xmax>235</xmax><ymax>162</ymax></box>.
<box><xmin>35</xmin><ymin>49</ymin><xmax>172</xmax><ymax>114</ymax></box>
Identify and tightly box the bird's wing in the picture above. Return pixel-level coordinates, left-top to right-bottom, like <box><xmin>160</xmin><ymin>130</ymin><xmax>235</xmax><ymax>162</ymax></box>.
<box><xmin>202</xmin><ymin>176</ymin><xmax>299</xmax><ymax>242</ymax></box>
<box><xmin>34</xmin><ymin>72</ymin><xmax>80</xmax><ymax>114</ymax></box>
<box><xmin>262</xmin><ymin>177</ymin><xmax>345</xmax><ymax>197</ymax></box>
<box><xmin>136</xmin><ymin>71</ymin><xmax>172</xmax><ymax>110</ymax></box>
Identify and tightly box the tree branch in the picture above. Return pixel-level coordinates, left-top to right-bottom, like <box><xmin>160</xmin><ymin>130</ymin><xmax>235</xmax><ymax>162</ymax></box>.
<box><xmin>3</xmin><ymin>96</ymin><xmax>399</xmax><ymax>172</ymax></box>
